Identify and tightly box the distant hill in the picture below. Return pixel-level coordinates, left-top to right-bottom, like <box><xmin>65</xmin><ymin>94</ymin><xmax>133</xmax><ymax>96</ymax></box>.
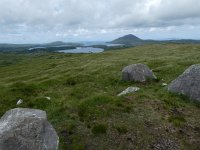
<box><xmin>47</xmin><ymin>41</ymin><xmax>67</xmax><ymax>46</ymax></box>
<box><xmin>110</xmin><ymin>34</ymin><xmax>144</xmax><ymax>45</ymax></box>
<box><xmin>164</xmin><ymin>39</ymin><xmax>200</xmax><ymax>44</ymax></box>
<box><xmin>110</xmin><ymin>34</ymin><xmax>200</xmax><ymax>46</ymax></box>
<box><xmin>0</xmin><ymin>41</ymin><xmax>82</xmax><ymax>52</ymax></box>
<box><xmin>44</xmin><ymin>41</ymin><xmax>82</xmax><ymax>47</ymax></box>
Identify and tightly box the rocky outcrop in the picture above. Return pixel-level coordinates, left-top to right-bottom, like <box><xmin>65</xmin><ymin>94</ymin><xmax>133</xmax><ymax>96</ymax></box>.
<box><xmin>0</xmin><ymin>108</ymin><xmax>59</xmax><ymax>150</ymax></box>
<box><xmin>168</xmin><ymin>64</ymin><xmax>200</xmax><ymax>102</ymax></box>
<box><xmin>122</xmin><ymin>64</ymin><xmax>157</xmax><ymax>82</ymax></box>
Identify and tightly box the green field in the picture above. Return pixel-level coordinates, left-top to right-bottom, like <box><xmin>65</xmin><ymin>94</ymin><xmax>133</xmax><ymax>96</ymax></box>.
<box><xmin>0</xmin><ymin>44</ymin><xmax>200</xmax><ymax>150</ymax></box>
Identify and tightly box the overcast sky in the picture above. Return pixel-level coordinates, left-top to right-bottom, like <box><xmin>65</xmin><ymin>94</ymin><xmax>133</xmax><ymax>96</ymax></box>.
<box><xmin>0</xmin><ymin>0</ymin><xmax>200</xmax><ymax>43</ymax></box>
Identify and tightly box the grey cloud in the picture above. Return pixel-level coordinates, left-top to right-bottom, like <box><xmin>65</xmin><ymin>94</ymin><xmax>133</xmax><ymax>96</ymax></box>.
<box><xmin>0</xmin><ymin>0</ymin><xmax>200</xmax><ymax>43</ymax></box>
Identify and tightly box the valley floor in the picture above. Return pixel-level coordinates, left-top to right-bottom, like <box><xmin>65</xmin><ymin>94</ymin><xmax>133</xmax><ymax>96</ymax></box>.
<box><xmin>0</xmin><ymin>44</ymin><xmax>200</xmax><ymax>150</ymax></box>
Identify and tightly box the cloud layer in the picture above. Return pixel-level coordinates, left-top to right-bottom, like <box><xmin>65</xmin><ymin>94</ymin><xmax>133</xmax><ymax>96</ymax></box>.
<box><xmin>0</xmin><ymin>0</ymin><xmax>200</xmax><ymax>43</ymax></box>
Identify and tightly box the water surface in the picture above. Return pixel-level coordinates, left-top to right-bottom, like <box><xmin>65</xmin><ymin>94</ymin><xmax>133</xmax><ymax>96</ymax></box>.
<box><xmin>58</xmin><ymin>47</ymin><xmax>104</xmax><ymax>53</ymax></box>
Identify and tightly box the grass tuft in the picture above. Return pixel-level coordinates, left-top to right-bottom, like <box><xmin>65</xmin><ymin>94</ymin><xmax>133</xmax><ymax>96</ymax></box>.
<box><xmin>92</xmin><ymin>124</ymin><xmax>107</xmax><ymax>135</ymax></box>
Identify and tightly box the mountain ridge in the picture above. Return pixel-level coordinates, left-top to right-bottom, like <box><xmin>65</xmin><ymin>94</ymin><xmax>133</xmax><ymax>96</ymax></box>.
<box><xmin>110</xmin><ymin>34</ymin><xmax>200</xmax><ymax>46</ymax></box>
<box><xmin>111</xmin><ymin>34</ymin><xmax>143</xmax><ymax>45</ymax></box>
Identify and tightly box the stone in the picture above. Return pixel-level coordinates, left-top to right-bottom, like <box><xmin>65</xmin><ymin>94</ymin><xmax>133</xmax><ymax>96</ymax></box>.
<box><xmin>168</xmin><ymin>64</ymin><xmax>200</xmax><ymax>102</ymax></box>
<box><xmin>122</xmin><ymin>64</ymin><xmax>157</xmax><ymax>82</ymax></box>
<box><xmin>0</xmin><ymin>108</ymin><xmax>59</xmax><ymax>150</ymax></box>
<box><xmin>118</xmin><ymin>87</ymin><xmax>140</xmax><ymax>96</ymax></box>
<box><xmin>162</xmin><ymin>83</ymin><xmax>168</xmax><ymax>86</ymax></box>
<box><xmin>45</xmin><ymin>97</ymin><xmax>51</xmax><ymax>100</ymax></box>
<box><xmin>16</xmin><ymin>99</ymin><xmax>23</xmax><ymax>105</ymax></box>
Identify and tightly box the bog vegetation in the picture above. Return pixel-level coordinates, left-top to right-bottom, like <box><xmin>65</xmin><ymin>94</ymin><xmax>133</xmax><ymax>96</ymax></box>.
<box><xmin>0</xmin><ymin>44</ymin><xmax>200</xmax><ymax>149</ymax></box>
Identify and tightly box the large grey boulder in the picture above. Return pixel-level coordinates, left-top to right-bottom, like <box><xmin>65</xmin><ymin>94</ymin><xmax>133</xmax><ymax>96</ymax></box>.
<box><xmin>122</xmin><ymin>64</ymin><xmax>157</xmax><ymax>82</ymax></box>
<box><xmin>0</xmin><ymin>108</ymin><xmax>59</xmax><ymax>150</ymax></box>
<box><xmin>168</xmin><ymin>64</ymin><xmax>200</xmax><ymax>102</ymax></box>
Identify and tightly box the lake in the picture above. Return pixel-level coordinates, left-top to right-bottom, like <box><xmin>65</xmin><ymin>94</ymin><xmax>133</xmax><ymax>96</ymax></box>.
<box><xmin>80</xmin><ymin>41</ymin><xmax>124</xmax><ymax>47</ymax></box>
<box><xmin>58</xmin><ymin>47</ymin><xmax>104</xmax><ymax>53</ymax></box>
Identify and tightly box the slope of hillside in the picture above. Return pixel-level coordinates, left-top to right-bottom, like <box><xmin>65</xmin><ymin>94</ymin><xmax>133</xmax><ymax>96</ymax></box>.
<box><xmin>110</xmin><ymin>34</ymin><xmax>145</xmax><ymax>45</ymax></box>
<box><xmin>0</xmin><ymin>44</ymin><xmax>200</xmax><ymax>149</ymax></box>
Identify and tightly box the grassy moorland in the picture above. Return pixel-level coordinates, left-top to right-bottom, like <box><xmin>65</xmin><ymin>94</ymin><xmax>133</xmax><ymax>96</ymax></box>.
<box><xmin>0</xmin><ymin>44</ymin><xmax>200</xmax><ymax>150</ymax></box>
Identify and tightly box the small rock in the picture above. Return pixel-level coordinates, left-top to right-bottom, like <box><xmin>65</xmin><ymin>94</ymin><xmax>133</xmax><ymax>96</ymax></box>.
<box><xmin>45</xmin><ymin>97</ymin><xmax>51</xmax><ymax>100</ymax></box>
<box><xmin>16</xmin><ymin>99</ymin><xmax>23</xmax><ymax>105</ymax></box>
<box><xmin>162</xmin><ymin>83</ymin><xmax>167</xmax><ymax>86</ymax></box>
<box><xmin>118</xmin><ymin>87</ymin><xmax>140</xmax><ymax>96</ymax></box>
